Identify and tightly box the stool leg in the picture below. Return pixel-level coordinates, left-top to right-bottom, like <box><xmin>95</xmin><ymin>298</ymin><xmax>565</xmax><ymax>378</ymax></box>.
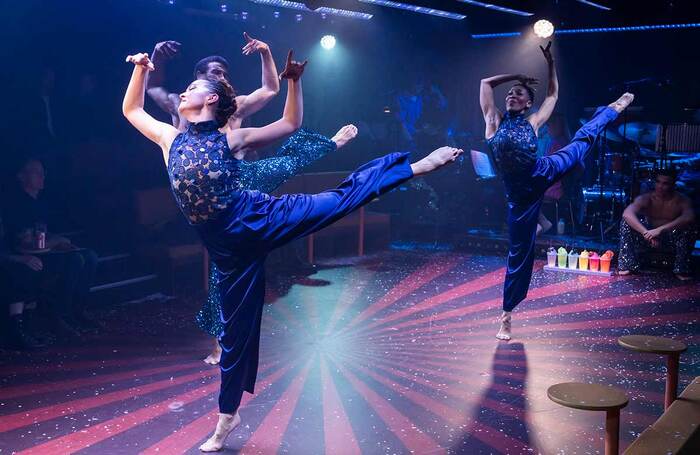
<box><xmin>605</xmin><ymin>408</ymin><xmax>620</xmax><ymax>455</ymax></box>
<box><xmin>307</xmin><ymin>234</ymin><xmax>315</xmax><ymax>264</ymax></box>
<box><xmin>665</xmin><ymin>352</ymin><xmax>680</xmax><ymax>409</ymax></box>
<box><xmin>359</xmin><ymin>207</ymin><xmax>365</xmax><ymax>256</ymax></box>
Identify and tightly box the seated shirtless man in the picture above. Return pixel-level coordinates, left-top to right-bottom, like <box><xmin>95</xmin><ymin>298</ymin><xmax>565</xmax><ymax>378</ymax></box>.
<box><xmin>618</xmin><ymin>168</ymin><xmax>696</xmax><ymax>280</ymax></box>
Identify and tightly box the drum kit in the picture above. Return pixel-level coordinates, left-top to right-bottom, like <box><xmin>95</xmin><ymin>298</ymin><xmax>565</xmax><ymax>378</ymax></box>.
<box><xmin>581</xmin><ymin>108</ymin><xmax>700</xmax><ymax>242</ymax></box>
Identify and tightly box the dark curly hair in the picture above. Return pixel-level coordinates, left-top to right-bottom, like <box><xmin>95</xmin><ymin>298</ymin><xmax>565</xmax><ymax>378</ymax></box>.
<box><xmin>202</xmin><ymin>77</ymin><xmax>237</xmax><ymax>127</ymax></box>
<box><xmin>654</xmin><ymin>167</ymin><xmax>677</xmax><ymax>182</ymax></box>
<box><xmin>193</xmin><ymin>55</ymin><xmax>229</xmax><ymax>79</ymax></box>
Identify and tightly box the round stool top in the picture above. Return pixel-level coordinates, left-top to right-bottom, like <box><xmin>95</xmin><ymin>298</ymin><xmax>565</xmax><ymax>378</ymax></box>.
<box><xmin>547</xmin><ymin>382</ymin><xmax>629</xmax><ymax>411</ymax></box>
<box><xmin>618</xmin><ymin>335</ymin><xmax>687</xmax><ymax>355</ymax></box>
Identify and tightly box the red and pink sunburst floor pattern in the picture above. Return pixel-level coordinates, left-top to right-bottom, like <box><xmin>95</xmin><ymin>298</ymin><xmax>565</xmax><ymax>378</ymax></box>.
<box><xmin>1</xmin><ymin>251</ymin><xmax>698</xmax><ymax>454</ymax></box>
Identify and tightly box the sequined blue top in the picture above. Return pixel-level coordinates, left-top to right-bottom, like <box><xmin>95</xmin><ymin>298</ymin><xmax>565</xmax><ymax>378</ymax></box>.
<box><xmin>487</xmin><ymin>112</ymin><xmax>537</xmax><ymax>175</ymax></box>
<box><xmin>486</xmin><ymin>112</ymin><xmax>538</xmax><ymax>201</ymax></box>
<box><xmin>168</xmin><ymin>120</ymin><xmax>337</xmax><ymax>225</ymax></box>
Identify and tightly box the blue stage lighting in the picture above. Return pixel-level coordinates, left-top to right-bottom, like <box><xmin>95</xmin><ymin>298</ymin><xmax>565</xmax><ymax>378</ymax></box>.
<box><xmin>456</xmin><ymin>0</ymin><xmax>532</xmax><ymax>17</ymax></box>
<box><xmin>358</xmin><ymin>0</ymin><xmax>465</xmax><ymax>20</ymax></box>
<box><xmin>320</xmin><ymin>35</ymin><xmax>336</xmax><ymax>50</ymax></box>
<box><xmin>249</xmin><ymin>0</ymin><xmax>373</xmax><ymax>20</ymax></box>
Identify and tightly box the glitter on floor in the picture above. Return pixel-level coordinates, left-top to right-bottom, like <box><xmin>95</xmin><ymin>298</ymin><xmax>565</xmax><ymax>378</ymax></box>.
<box><xmin>1</xmin><ymin>251</ymin><xmax>698</xmax><ymax>454</ymax></box>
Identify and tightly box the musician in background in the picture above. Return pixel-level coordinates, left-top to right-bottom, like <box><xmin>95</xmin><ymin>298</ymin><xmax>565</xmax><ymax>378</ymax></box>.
<box><xmin>396</xmin><ymin>76</ymin><xmax>450</xmax><ymax>154</ymax></box>
<box><xmin>618</xmin><ymin>168</ymin><xmax>696</xmax><ymax>280</ymax></box>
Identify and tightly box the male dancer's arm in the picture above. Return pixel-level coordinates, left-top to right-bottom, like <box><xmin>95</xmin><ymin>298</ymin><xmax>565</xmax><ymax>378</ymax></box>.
<box><xmin>528</xmin><ymin>42</ymin><xmax>558</xmax><ymax>131</ymax></box>
<box><xmin>228</xmin><ymin>51</ymin><xmax>305</xmax><ymax>155</ymax></box>
<box><xmin>232</xmin><ymin>33</ymin><xmax>280</xmax><ymax>123</ymax></box>
<box><xmin>146</xmin><ymin>41</ymin><xmax>182</xmax><ymax>128</ymax></box>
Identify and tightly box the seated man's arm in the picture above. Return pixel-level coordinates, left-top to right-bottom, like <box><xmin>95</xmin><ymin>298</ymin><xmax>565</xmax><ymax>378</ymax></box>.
<box><xmin>622</xmin><ymin>195</ymin><xmax>650</xmax><ymax>235</ymax></box>
<box><xmin>2</xmin><ymin>254</ymin><xmax>43</xmax><ymax>271</ymax></box>
<box><xmin>46</xmin><ymin>233</ymin><xmax>77</xmax><ymax>250</ymax></box>
<box><xmin>655</xmin><ymin>195</ymin><xmax>695</xmax><ymax>234</ymax></box>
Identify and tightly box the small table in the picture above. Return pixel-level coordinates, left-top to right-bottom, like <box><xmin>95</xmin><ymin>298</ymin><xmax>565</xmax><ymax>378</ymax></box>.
<box><xmin>548</xmin><ymin>382</ymin><xmax>629</xmax><ymax>455</ymax></box>
<box><xmin>618</xmin><ymin>335</ymin><xmax>687</xmax><ymax>410</ymax></box>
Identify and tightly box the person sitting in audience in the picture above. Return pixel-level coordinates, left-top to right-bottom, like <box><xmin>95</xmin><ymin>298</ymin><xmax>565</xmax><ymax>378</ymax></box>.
<box><xmin>618</xmin><ymin>168</ymin><xmax>696</xmax><ymax>280</ymax></box>
<box><xmin>2</xmin><ymin>156</ymin><xmax>99</xmax><ymax>330</ymax></box>
<box><xmin>1</xmin><ymin>213</ymin><xmax>46</xmax><ymax>349</ymax></box>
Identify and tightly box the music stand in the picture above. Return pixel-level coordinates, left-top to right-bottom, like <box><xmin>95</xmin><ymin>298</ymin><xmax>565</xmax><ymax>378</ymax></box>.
<box><xmin>470</xmin><ymin>149</ymin><xmax>497</xmax><ymax>180</ymax></box>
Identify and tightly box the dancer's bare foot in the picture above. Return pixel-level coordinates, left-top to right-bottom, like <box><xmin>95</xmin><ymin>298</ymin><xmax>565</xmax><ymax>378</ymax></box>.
<box><xmin>199</xmin><ymin>412</ymin><xmax>241</xmax><ymax>452</ymax></box>
<box><xmin>203</xmin><ymin>339</ymin><xmax>222</xmax><ymax>365</ymax></box>
<box><xmin>675</xmin><ymin>273</ymin><xmax>692</xmax><ymax>281</ymax></box>
<box><xmin>411</xmin><ymin>146</ymin><xmax>463</xmax><ymax>177</ymax></box>
<box><xmin>331</xmin><ymin>124</ymin><xmax>358</xmax><ymax>149</ymax></box>
<box><xmin>617</xmin><ymin>269</ymin><xmax>632</xmax><ymax>276</ymax></box>
<box><xmin>609</xmin><ymin>92</ymin><xmax>634</xmax><ymax>113</ymax></box>
<box><xmin>496</xmin><ymin>311</ymin><xmax>512</xmax><ymax>341</ymax></box>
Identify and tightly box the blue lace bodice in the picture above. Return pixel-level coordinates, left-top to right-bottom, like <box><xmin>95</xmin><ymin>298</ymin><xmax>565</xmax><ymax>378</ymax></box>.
<box><xmin>168</xmin><ymin>120</ymin><xmax>242</xmax><ymax>225</ymax></box>
<box><xmin>487</xmin><ymin>112</ymin><xmax>538</xmax><ymax>176</ymax></box>
<box><xmin>168</xmin><ymin>121</ymin><xmax>337</xmax><ymax>225</ymax></box>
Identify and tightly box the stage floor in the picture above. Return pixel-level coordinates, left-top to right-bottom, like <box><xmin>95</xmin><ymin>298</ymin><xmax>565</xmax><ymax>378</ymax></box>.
<box><xmin>1</xmin><ymin>251</ymin><xmax>698</xmax><ymax>454</ymax></box>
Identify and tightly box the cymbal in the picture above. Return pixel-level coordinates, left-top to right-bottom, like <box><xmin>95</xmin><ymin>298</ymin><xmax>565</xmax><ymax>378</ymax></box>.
<box><xmin>619</xmin><ymin>122</ymin><xmax>658</xmax><ymax>146</ymax></box>
<box><xmin>668</xmin><ymin>152</ymin><xmax>699</xmax><ymax>158</ymax></box>
<box><xmin>638</xmin><ymin>147</ymin><xmax>659</xmax><ymax>158</ymax></box>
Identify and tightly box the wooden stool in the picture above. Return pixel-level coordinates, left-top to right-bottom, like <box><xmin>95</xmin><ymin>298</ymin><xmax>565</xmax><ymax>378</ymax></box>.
<box><xmin>618</xmin><ymin>335</ymin><xmax>687</xmax><ymax>410</ymax></box>
<box><xmin>548</xmin><ymin>382</ymin><xmax>629</xmax><ymax>455</ymax></box>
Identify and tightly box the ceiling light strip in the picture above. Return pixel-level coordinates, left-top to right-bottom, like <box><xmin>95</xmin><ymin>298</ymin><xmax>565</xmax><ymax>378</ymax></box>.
<box><xmin>358</xmin><ymin>0</ymin><xmax>466</xmax><ymax>20</ymax></box>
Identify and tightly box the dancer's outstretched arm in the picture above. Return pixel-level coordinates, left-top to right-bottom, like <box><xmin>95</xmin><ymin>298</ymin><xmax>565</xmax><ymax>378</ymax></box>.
<box><xmin>528</xmin><ymin>42</ymin><xmax>558</xmax><ymax>131</ymax></box>
<box><xmin>123</xmin><ymin>53</ymin><xmax>180</xmax><ymax>161</ymax></box>
<box><xmin>232</xmin><ymin>33</ymin><xmax>280</xmax><ymax>122</ymax></box>
<box><xmin>480</xmin><ymin>73</ymin><xmax>537</xmax><ymax>138</ymax></box>
<box><xmin>228</xmin><ymin>50</ymin><xmax>305</xmax><ymax>155</ymax></box>
<box><xmin>146</xmin><ymin>41</ymin><xmax>183</xmax><ymax>127</ymax></box>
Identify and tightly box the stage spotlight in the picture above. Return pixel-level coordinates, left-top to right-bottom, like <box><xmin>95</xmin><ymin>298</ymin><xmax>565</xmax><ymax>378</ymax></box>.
<box><xmin>273</xmin><ymin>11</ymin><xmax>280</xmax><ymax>18</ymax></box>
<box><xmin>320</xmin><ymin>35</ymin><xmax>336</xmax><ymax>50</ymax></box>
<box><xmin>295</xmin><ymin>13</ymin><xmax>303</xmax><ymax>22</ymax></box>
<box><xmin>534</xmin><ymin>19</ymin><xmax>554</xmax><ymax>38</ymax></box>
<box><xmin>219</xmin><ymin>2</ymin><xmax>228</xmax><ymax>12</ymax></box>
<box><xmin>241</xmin><ymin>11</ymin><xmax>249</xmax><ymax>20</ymax></box>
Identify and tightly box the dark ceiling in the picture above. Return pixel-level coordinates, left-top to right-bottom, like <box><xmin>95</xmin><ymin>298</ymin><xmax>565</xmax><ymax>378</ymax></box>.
<box><xmin>173</xmin><ymin>0</ymin><xmax>700</xmax><ymax>34</ymax></box>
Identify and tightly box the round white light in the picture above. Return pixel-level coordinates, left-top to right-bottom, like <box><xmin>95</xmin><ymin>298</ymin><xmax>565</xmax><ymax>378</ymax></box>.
<box><xmin>534</xmin><ymin>19</ymin><xmax>554</xmax><ymax>38</ymax></box>
<box><xmin>320</xmin><ymin>35</ymin><xmax>336</xmax><ymax>50</ymax></box>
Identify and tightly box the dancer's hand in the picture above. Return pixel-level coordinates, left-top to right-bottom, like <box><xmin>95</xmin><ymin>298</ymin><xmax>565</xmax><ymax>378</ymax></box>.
<box><xmin>539</xmin><ymin>41</ymin><xmax>553</xmax><ymax>65</ymax></box>
<box><xmin>643</xmin><ymin>227</ymin><xmax>663</xmax><ymax>241</ymax></box>
<box><xmin>126</xmin><ymin>53</ymin><xmax>155</xmax><ymax>71</ymax></box>
<box><xmin>279</xmin><ymin>50</ymin><xmax>307</xmax><ymax>81</ymax></box>
<box><xmin>516</xmin><ymin>74</ymin><xmax>538</xmax><ymax>86</ymax></box>
<box><xmin>152</xmin><ymin>41</ymin><xmax>181</xmax><ymax>61</ymax></box>
<box><xmin>242</xmin><ymin>32</ymin><xmax>270</xmax><ymax>55</ymax></box>
<box><xmin>18</xmin><ymin>255</ymin><xmax>43</xmax><ymax>271</ymax></box>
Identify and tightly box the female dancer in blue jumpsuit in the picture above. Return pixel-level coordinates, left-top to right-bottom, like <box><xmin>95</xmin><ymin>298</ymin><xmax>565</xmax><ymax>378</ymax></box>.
<box><xmin>197</xmin><ymin>128</ymin><xmax>344</xmax><ymax>364</ymax></box>
<box><xmin>145</xmin><ymin>36</ymin><xmax>341</xmax><ymax>365</ymax></box>
<box><xmin>123</xmin><ymin>50</ymin><xmax>462</xmax><ymax>451</ymax></box>
<box><xmin>479</xmin><ymin>43</ymin><xmax>634</xmax><ymax>340</ymax></box>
